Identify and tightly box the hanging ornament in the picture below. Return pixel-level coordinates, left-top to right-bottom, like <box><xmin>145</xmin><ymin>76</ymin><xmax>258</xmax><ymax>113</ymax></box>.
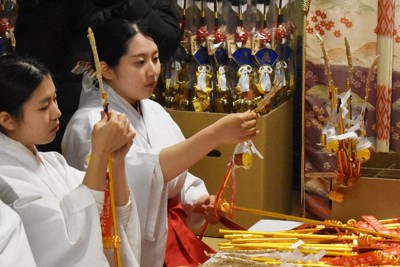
<box><xmin>255</xmin><ymin>0</ymin><xmax>273</xmax><ymax>48</ymax></box>
<box><xmin>165</xmin><ymin>61</ymin><xmax>184</xmax><ymax>109</ymax></box>
<box><xmin>214</xmin><ymin>46</ymin><xmax>232</xmax><ymax>112</ymax></box>
<box><xmin>230</xmin><ymin>0</ymin><xmax>249</xmax><ymax>48</ymax></box>
<box><xmin>192</xmin><ymin>47</ymin><xmax>213</xmax><ymax>111</ymax></box>
<box><xmin>232</xmin><ymin>47</ymin><xmax>255</xmax><ymax>111</ymax></box>
<box><xmin>254</xmin><ymin>47</ymin><xmax>279</xmax><ymax>96</ymax></box>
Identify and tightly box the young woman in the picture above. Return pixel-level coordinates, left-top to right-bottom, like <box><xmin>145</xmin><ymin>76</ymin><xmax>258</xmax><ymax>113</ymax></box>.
<box><xmin>15</xmin><ymin>0</ymin><xmax>182</xmax><ymax>153</ymax></box>
<box><xmin>62</xmin><ymin>19</ymin><xmax>259</xmax><ymax>267</ymax></box>
<box><xmin>0</xmin><ymin>54</ymin><xmax>140</xmax><ymax>267</ymax></box>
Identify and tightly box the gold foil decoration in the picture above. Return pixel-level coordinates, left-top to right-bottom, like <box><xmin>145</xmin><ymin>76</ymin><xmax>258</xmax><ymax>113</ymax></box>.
<box><xmin>193</xmin><ymin>64</ymin><xmax>213</xmax><ymax>111</ymax></box>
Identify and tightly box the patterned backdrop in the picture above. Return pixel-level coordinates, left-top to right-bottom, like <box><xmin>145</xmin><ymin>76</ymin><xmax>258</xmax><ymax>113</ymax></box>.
<box><xmin>302</xmin><ymin>0</ymin><xmax>400</xmax><ymax>219</ymax></box>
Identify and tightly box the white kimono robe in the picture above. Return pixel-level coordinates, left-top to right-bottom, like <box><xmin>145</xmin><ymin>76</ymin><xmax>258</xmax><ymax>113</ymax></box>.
<box><xmin>0</xmin><ymin>200</ymin><xmax>36</xmax><ymax>267</ymax></box>
<box><xmin>62</xmin><ymin>74</ymin><xmax>209</xmax><ymax>267</ymax></box>
<box><xmin>0</xmin><ymin>132</ymin><xmax>141</xmax><ymax>267</ymax></box>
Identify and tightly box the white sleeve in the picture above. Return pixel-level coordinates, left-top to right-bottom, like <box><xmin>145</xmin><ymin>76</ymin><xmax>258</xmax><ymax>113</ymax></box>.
<box><xmin>180</xmin><ymin>172</ymin><xmax>210</xmax><ymax>230</ymax></box>
<box><xmin>0</xmin><ymin>200</ymin><xmax>36</xmax><ymax>267</ymax></box>
<box><xmin>90</xmin><ymin>189</ymin><xmax>105</xmax><ymax>213</ymax></box>
<box><xmin>90</xmin><ymin>190</ymin><xmax>132</xmax><ymax>228</ymax></box>
<box><xmin>117</xmin><ymin>197</ymin><xmax>132</xmax><ymax>229</ymax></box>
<box><xmin>11</xmin><ymin>184</ymin><xmax>109</xmax><ymax>267</ymax></box>
<box><xmin>115</xmin><ymin>191</ymin><xmax>141</xmax><ymax>266</ymax></box>
<box><xmin>62</xmin><ymin>108</ymin><xmax>101</xmax><ymax>171</ymax></box>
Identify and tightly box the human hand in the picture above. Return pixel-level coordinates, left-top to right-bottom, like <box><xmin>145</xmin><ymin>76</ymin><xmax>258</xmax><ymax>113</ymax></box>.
<box><xmin>91</xmin><ymin>110</ymin><xmax>135</xmax><ymax>157</ymax></box>
<box><xmin>212</xmin><ymin>111</ymin><xmax>259</xmax><ymax>145</ymax></box>
<box><xmin>194</xmin><ymin>195</ymin><xmax>226</xmax><ymax>224</ymax></box>
<box><xmin>111</xmin><ymin>115</ymin><xmax>135</xmax><ymax>163</ymax></box>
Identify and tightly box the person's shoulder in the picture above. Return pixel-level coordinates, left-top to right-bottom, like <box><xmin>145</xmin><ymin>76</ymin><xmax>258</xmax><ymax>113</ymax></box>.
<box><xmin>64</xmin><ymin>107</ymin><xmax>102</xmax><ymax>140</ymax></box>
<box><xmin>40</xmin><ymin>151</ymin><xmax>83</xmax><ymax>172</ymax></box>
<box><xmin>69</xmin><ymin>106</ymin><xmax>103</xmax><ymax>122</ymax></box>
<box><xmin>39</xmin><ymin>151</ymin><xmax>67</xmax><ymax>165</ymax></box>
<box><xmin>143</xmin><ymin>99</ymin><xmax>177</xmax><ymax>121</ymax></box>
<box><xmin>76</xmin><ymin>106</ymin><xmax>103</xmax><ymax>115</ymax></box>
<box><xmin>142</xmin><ymin>99</ymin><xmax>167</xmax><ymax>112</ymax></box>
<box><xmin>35</xmin><ymin>151</ymin><xmax>70</xmax><ymax>174</ymax></box>
<box><xmin>141</xmin><ymin>99</ymin><xmax>183</xmax><ymax>129</ymax></box>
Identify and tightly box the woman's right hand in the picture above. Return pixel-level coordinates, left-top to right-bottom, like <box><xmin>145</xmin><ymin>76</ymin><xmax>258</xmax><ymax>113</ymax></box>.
<box><xmin>91</xmin><ymin>110</ymin><xmax>135</xmax><ymax>157</ymax></box>
<box><xmin>211</xmin><ymin>111</ymin><xmax>259</xmax><ymax>145</ymax></box>
<box><xmin>111</xmin><ymin>118</ymin><xmax>135</xmax><ymax>163</ymax></box>
<box><xmin>83</xmin><ymin>110</ymin><xmax>134</xmax><ymax>192</ymax></box>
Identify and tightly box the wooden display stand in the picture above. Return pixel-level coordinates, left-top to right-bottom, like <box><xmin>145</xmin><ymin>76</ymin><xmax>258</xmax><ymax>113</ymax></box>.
<box><xmin>167</xmin><ymin>98</ymin><xmax>293</xmax><ymax>237</ymax></box>
<box><xmin>331</xmin><ymin>152</ymin><xmax>400</xmax><ymax>222</ymax></box>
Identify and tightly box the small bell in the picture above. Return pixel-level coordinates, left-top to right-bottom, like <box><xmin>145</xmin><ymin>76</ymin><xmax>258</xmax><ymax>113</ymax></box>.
<box><xmin>233</xmin><ymin>141</ymin><xmax>253</xmax><ymax>169</ymax></box>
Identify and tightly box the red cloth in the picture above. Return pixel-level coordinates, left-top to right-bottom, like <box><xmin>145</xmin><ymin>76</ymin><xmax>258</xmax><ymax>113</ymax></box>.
<box><xmin>164</xmin><ymin>199</ymin><xmax>216</xmax><ymax>267</ymax></box>
<box><xmin>305</xmin><ymin>193</ymin><xmax>332</xmax><ymax>220</ymax></box>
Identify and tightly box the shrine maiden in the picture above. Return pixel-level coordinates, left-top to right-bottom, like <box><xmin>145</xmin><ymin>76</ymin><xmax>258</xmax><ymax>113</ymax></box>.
<box><xmin>62</xmin><ymin>19</ymin><xmax>259</xmax><ymax>267</ymax></box>
<box><xmin>0</xmin><ymin>54</ymin><xmax>141</xmax><ymax>267</ymax></box>
<box><xmin>0</xmin><ymin>200</ymin><xmax>36</xmax><ymax>267</ymax></box>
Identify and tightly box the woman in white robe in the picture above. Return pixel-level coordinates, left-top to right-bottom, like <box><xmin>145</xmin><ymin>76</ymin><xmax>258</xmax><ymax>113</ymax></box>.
<box><xmin>0</xmin><ymin>200</ymin><xmax>36</xmax><ymax>267</ymax></box>
<box><xmin>0</xmin><ymin>54</ymin><xmax>141</xmax><ymax>267</ymax></box>
<box><xmin>62</xmin><ymin>19</ymin><xmax>259</xmax><ymax>267</ymax></box>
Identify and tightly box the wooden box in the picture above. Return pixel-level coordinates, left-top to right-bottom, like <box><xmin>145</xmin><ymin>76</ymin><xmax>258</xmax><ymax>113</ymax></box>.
<box><xmin>167</xmin><ymin>98</ymin><xmax>294</xmax><ymax>237</ymax></box>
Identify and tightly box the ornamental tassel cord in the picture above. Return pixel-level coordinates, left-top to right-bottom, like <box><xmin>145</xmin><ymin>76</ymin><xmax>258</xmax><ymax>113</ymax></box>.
<box><xmin>88</xmin><ymin>27</ymin><xmax>122</xmax><ymax>267</ymax></box>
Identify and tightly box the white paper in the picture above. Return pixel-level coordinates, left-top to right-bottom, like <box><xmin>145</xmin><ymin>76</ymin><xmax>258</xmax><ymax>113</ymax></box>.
<box><xmin>249</xmin><ymin>219</ymin><xmax>305</xmax><ymax>232</ymax></box>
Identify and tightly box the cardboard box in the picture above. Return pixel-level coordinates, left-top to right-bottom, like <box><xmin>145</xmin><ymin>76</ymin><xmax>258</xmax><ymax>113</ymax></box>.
<box><xmin>167</xmin><ymin>98</ymin><xmax>293</xmax><ymax>237</ymax></box>
<box><xmin>331</xmin><ymin>152</ymin><xmax>400</xmax><ymax>222</ymax></box>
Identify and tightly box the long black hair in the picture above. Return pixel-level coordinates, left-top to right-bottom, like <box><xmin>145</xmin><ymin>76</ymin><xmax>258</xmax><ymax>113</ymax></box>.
<box><xmin>92</xmin><ymin>18</ymin><xmax>153</xmax><ymax>68</ymax></box>
<box><xmin>0</xmin><ymin>54</ymin><xmax>50</xmax><ymax>121</ymax></box>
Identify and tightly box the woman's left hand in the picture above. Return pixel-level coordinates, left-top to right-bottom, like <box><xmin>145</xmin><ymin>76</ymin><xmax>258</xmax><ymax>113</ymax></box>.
<box><xmin>194</xmin><ymin>195</ymin><xmax>225</xmax><ymax>224</ymax></box>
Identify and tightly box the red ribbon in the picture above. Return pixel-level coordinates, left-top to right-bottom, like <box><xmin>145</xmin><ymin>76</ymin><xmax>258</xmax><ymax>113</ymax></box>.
<box><xmin>164</xmin><ymin>199</ymin><xmax>216</xmax><ymax>267</ymax></box>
